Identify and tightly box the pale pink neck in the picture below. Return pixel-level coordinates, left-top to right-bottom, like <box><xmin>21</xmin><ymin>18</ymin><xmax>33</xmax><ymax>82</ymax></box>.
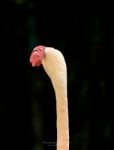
<box><xmin>55</xmin><ymin>92</ymin><xmax>69</xmax><ymax>150</ymax></box>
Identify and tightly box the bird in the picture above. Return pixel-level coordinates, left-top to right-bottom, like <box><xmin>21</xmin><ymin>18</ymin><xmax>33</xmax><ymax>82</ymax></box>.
<box><xmin>30</xmin><ymin>45</ymin><xmax>69</xmax><ymax>150</ymax></box>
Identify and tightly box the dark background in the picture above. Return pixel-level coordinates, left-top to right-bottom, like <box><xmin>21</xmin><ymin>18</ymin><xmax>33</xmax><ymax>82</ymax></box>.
<box><xmin>1</xmin><ymin>1</ymin><xmax>113</xmax><ymax>150</ymax></box>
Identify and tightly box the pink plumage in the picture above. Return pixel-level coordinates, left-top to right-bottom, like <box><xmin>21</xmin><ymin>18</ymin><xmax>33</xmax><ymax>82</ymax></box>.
<box><xmin>30</xmin><ymin>45</ymin><xmax>45</xmax><ymax>67</ymax></box>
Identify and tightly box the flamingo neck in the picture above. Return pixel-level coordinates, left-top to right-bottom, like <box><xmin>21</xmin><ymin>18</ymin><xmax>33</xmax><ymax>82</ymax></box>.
<box><xmin>55</xmin><ymin>92</ymin><xmax>69</xmax><ymax>150</ymax></box>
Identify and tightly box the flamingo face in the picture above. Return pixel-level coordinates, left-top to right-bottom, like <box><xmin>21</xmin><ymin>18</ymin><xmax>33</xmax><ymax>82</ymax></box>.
<box><xmin>30</xmin><ymin>45</ymin><xmax>45</xmax><ymax>67</ymax></box>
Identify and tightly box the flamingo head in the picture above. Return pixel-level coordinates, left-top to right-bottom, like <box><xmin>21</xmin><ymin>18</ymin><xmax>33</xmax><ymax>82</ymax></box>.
<box><xmin>30</xmin><ymin>45</ymin><xmax>46</xmax><ymax>67</ymax></box>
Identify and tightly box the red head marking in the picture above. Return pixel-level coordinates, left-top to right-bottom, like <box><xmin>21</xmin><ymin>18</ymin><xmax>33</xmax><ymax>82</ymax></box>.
<box><xmin>30</xmin><ymin>45</ymin><xmax>46</xmax><ymax>67</ymax></box>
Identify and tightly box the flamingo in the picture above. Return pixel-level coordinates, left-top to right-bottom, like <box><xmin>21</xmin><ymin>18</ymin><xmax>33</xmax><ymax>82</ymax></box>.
<box><xmin>30</xmin><ymin>45</ymin><xmax>69</xmax><ymax>150</ymax></box>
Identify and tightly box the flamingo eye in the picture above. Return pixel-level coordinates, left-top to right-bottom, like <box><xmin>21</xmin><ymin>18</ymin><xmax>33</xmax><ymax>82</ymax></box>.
<box><xmin>33</xmin><ymin>50</ymin><xmax>38</xmax><ymax>53</ymax></box>
<box><xmin>33</xmin><ymin>49</ymin><xmax>40</xmax><ymax>52</ymax></box>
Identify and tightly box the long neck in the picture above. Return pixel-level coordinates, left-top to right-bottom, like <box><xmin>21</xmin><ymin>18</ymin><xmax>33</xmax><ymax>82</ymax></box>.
<box><xmin>55</xmin><ymin>92</ymin><xmax>69</xmax><ymax>150</ymax></box>
<box><xmin>42</xmin><ymin>47</ymin><xmax>69</xmax><ymax>149</ymax></box>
